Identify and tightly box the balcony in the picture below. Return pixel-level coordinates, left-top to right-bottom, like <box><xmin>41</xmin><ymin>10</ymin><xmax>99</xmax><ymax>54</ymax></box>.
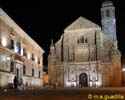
<box><xmin>14</xmin><ymin>53</ymin><xmax>23</xmax><ymax>62</ymax></box>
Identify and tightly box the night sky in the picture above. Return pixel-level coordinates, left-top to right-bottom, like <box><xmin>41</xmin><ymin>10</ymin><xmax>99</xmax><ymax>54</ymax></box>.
<box><xmin>0</xmin><ymin>0</ymin><xmax>125</xmax><ymax>68</ymax></box>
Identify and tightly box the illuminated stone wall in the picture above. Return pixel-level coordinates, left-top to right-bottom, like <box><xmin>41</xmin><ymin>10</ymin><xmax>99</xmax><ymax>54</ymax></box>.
<box><xmin>0</xmin><ymin>8</ymin><xmax>44</xmax><ymax>88</ymax></box>
<box><xmin>48</xmin><ymin>16</ymin><xmax>122</xmax><ymax>87</ymax></box>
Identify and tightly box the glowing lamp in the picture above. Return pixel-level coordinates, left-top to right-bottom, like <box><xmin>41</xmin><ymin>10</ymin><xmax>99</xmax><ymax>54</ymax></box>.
<box><xmin>122</xmin><ymin>68</ymin><xmax>125</xmax><ymax>71</ymax></box>
<box><xmin>96</xmin><ymin>81</ymin><xmax>101</xmax><ymax>87</ymax></box>
<box><xmin>27</xmin><ymin>53</ymin><xmax>30</xmax><ymax>60</ymax></box>
<box><xmin>1</xmin><ymin>38</ymin><xmax>7</xmax><ymax>47</ymax></box>
<box><xmin>7</xmin><ymin>56</ymin><xmax>11</xmax><ymax>60</ymax></box>
<box><xmin>35</xmin><ymin>57</ymin><xmax>38</xmax><ymax>63</ymax></box>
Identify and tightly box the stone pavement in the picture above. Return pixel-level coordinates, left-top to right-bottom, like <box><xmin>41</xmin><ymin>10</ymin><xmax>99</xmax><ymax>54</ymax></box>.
<box><xmin>0</xmin><ymin>87</ymin><xmax>125</xmax><ymax>100</ymax></box>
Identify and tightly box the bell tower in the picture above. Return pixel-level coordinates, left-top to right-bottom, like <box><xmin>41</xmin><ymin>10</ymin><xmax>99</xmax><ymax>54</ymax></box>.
<box><xmin>101</xmin><ymin>0</ymin><xmax>117</xmax><ymax>49</ymax></box>
<box><xmin>48</xmin><ymin>39</ymin><xmax>56</xmax><ymax>84</ymax></box>
<box><xmin>101</xmin><ymin>0</ymin><xmax>122</xmax><ymax>87</ymax></box>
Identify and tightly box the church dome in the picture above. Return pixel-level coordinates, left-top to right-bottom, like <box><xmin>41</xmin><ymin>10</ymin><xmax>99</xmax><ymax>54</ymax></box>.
<box><xmin>102</xmin><ymin>0</ymin><xmax>113</xmax><ymax>7</ymax></box>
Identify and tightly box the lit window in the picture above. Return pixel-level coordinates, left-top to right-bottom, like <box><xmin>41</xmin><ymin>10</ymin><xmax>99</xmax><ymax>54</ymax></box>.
<box><xmin>15</xmin><ymin>41</ymin><xmax>21</xmax><ymax>54</ymax></box>
<box><xmin>0</xmin><ymin>49</ymin><xmax>12</xmax><ymax>71</ymax></box>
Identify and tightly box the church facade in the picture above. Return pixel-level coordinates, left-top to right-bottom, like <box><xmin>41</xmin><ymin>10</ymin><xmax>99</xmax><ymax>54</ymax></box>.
<box><xmin>48</xmin><ymin>0</ymin><xmax>122</xmax><ymax>87</ymax></box>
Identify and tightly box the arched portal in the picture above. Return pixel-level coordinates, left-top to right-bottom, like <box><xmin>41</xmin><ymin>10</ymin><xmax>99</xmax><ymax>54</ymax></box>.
<box><xmin>79</xmin><ymin>73</ymin><xmax>88</xmax><ymax>87</ymax></box>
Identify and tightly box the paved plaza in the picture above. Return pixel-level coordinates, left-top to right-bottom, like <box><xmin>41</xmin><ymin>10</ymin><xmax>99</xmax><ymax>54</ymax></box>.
<box><xmin>0</xmin><ymin>87</ymin><xmax>125</xmax><ymax>100</ymax></box>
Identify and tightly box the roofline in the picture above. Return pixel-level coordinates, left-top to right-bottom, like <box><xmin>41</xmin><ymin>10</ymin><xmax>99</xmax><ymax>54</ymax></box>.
<box><xmin>64</xmin><ymin>27</ymin><xmax>101</xmax><ymax>33</ymax></box>
<box><xmin>0</xmin><ymin>8</ymin><xmax>44</xmax><ymax>54</ymax></box>
<box><xmin>64</xmin><ymin>16</ymin><xmax>100</xmax><ymax>31</ymax></box>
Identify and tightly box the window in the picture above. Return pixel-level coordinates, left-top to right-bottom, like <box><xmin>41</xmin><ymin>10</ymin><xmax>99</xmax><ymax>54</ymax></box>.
<box><xmin>77</xmin><ymin>36</ymin><xmax>88</xmax><ymax>44</ymax></box>
<box><xmin>10</xmin><ymin>60</ymin><xmax>14</xmax><ymax>72</ymax></box>
<box><xmin>23</xmin><ymin>65</ymin><xmax>26</xmax><ymax>75</ymax></box>
<box><xmin>32</xmin><ymin>53</ymin><xmax>35</xmax><ymax>61</ymax></box>
<box><xmin>39</xmin><ymin>71</ymin><xmax>40</xmax><ymax>78</ymax></box>
<box><xmin>10</xmin><ymin>39</ymin><xmax>14</xmax><ymax>50</ymax></box>
<box><xmin>0</xmin><ymin>49</ymin><xmax>12</xmax><ymax>71</ymax></box>
<box><xmin>23</xmin><ymin>48</ymin><xmax>27</xmax><ymax>57</ymax></box>
<box><xmin>15</xmin><ymin>41</ymin><xmax>21</xmax><ymax>54</ymax></box>
<box><xmin>6</xmin><ymin>55</ymin><xmax>11</xmax><ymax>68</ymax></box>
<box><xmin>18</xmin><ymin>42</ymin><xmax>21</xmax><ymax>54</ymax></box>
<box><xmin>106</xmin><ymin>10</ymin><xmax>110</xmax><ymax>17</ymax></box>
<box><xmin>32</xmin><ymin>68</ymin><xmax>34</xmax><ymax>76</ymax></box>
<box><xmin>81</xmin><ymin>36</ymin><xmax>84</xmax><ymax>43</ymax></box>
<box><xmin>85</xmin><ymin>38</ymin><xmax>88</xmax><ymax>43</ymax></box>
<box><xmin>38</xmin><ymin>57</ymin><xmax>40</xmax><ymax>64</ymax></box>
<box><xmin>77</xmin><ymin>39</ymin><xmax>80</xmax><ymax>43</ymax></box>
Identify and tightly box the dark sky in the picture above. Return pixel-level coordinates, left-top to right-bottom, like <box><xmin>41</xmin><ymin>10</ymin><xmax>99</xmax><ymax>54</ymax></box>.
<box><xmin>0</xmin><ymin>0</ymin><xmax>125</xmax><ymax>67</ymax></box>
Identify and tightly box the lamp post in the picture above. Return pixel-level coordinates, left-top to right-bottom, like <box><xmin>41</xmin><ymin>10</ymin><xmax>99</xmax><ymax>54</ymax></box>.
<box><xmin>122</xmin><ymin>66</ymin><xmax>125</xmax><ymax>87</ymax></box>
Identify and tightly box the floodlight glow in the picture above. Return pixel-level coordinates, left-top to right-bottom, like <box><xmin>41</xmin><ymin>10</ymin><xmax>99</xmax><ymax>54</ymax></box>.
<box><xmin>1</xmin><ymin>37</ymin><xmax>7</xmax><ymax>47</ymax></box>
<box><xmin>27</xmin><ymin>52</ymin><xmax>30</xmax><ymax>60</ymax></box>
<box><xmin>122</xmin><ymin>68</ymin><xmax>125</xmax><ymax>71</ymax></box>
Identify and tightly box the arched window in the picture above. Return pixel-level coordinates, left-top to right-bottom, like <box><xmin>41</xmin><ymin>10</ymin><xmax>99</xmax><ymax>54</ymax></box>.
<box><xmin>106</xmin><ymin>10</ymin><xmax>110</xmax><ymax>17</ymax></box>
<box><xmin>77</xmin><ymin>36</ymin><xmax>88</xmax><ymax>44</ymax></box>
<box><xmin>81</xmin><ymin>36</ymin><xmax>84</xmax><ymax>43</ymax></box>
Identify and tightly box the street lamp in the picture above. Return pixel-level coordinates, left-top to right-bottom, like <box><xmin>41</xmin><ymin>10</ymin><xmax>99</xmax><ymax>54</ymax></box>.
<box><xmin>122</xmin><ymin>65</ymin><xmax>125</xmax><ymax>86</ymax></box>
<box><xmin>122</xmin><ymin>67</ymin><xmax>125</xmax><ymax>71</ymax></box>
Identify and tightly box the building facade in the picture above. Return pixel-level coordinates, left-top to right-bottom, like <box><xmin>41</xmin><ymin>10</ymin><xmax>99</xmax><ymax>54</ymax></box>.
<box><xmin>0</xmin><ymin>8</ymin><xmax>44</xmax><ymax>88</ymax></box>
<box><xmin>48</xmin><ymin>0</ymin><xmax>122</xmax><ymax>87</ymax></box>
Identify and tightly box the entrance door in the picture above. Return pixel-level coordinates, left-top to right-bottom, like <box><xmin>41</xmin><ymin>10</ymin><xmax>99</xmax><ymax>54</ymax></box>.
<box><xmin>79</xmin><ymin>73</ymin><xmax>88</xmax><ymax>87</ymax></box>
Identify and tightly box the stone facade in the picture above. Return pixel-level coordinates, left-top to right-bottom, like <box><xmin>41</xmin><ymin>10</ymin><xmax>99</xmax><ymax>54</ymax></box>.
<box><xmin>48</xmin><ymin>0</ymin><xmax>122</xmax><ymax>87</ymax></box>
<box><xmin>0</xmin><ymin>8</ymin><xmax>44</xmax><ymax>88</ymax></box>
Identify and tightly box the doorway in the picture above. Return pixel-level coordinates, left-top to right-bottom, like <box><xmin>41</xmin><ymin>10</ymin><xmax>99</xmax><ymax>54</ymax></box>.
<box><xmin>79</xmin><ymin>73</ymin><xmax>88</xmax><ymax>87</ymax></box>
<box><xmin>16</xmin><ymin>68</ymin><xmax>19</xmax><ymax>80</ymax></box>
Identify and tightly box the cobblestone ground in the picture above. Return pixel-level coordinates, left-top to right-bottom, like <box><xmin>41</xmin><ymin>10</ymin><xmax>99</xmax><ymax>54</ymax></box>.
<box><xmin>0</xmin><ymin>87</ymin><xmax>125</xmax><ymax>100</ymax></box>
